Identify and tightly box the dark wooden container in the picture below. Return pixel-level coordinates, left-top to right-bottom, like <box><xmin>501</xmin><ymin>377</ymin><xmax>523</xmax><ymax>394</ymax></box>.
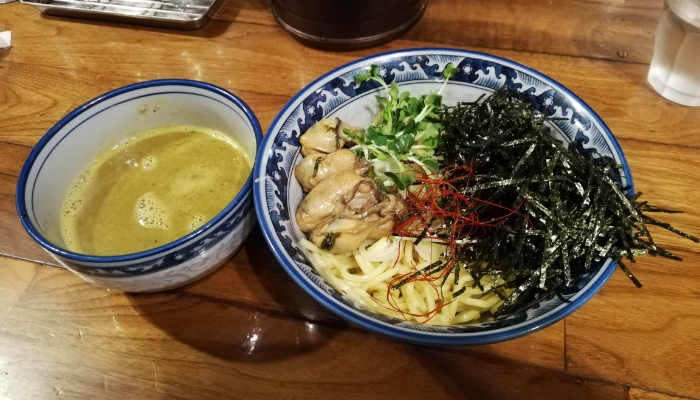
<box><xmin>271</xmin><ymin>0</ymin><xmax>429</xmax><ymax>50</ymax></box>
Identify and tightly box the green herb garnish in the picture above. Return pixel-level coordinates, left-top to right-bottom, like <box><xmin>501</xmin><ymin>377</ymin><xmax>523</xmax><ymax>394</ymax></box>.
<box><xmin>352</xmin><ymin>63</ymin><xmax>458</xmax><ymax>191</ymax></box>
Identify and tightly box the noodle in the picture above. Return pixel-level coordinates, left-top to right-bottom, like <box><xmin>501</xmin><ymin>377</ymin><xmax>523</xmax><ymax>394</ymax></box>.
<box><xmin>300</xmin><ymin>236</ymin><xmax>508</xmax><ymax>325</ymax></box>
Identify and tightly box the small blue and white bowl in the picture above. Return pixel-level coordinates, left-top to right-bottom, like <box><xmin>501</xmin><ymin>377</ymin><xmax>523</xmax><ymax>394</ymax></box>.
<box><xmin>17</xmin><ymin>79</ymin><xmax>262</xmax><ymax>292</ymax></box>
<box><xmin>254</xmin><ymin>48</ymin><xmax>633</xmax><ymax>345</ymax></box>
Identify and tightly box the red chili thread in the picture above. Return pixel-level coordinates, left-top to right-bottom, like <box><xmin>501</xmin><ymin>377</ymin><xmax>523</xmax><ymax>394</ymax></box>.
<box><xmin>381</xmin><ymin>165</ymin><xmax>525</xmax><ymax>321</ymax></box>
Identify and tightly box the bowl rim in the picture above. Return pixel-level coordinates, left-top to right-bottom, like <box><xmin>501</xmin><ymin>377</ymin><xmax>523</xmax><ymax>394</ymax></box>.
<box><xmin>16</xmin><ymin>78</ymin><xmax>263</xmax><ymax>264</ymax></box>
<box><xmin>254</xmin><ymin>47</ymin><xmax>632</xmax><ymax>345</ymax></box>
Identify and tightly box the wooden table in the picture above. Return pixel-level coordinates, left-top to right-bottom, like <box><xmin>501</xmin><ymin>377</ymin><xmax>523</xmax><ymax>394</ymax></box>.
<box><xmin>2</xmin><ymin>0</ymin><xmax>699</xmax><ymax>398</ymax></box>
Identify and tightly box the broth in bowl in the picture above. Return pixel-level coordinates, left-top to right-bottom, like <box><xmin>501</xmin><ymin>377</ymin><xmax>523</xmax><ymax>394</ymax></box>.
<box><xmin>60</xmin><ymin>125</ymin><xmax>252</xmax><ymax>256</ymax></box>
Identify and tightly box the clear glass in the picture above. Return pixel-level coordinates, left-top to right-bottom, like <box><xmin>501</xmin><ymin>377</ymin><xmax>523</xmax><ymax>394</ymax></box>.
<box><xmin>647</xmin><ymin>0</ymin><xmax>700</xmax><ymax>107</ymax></box>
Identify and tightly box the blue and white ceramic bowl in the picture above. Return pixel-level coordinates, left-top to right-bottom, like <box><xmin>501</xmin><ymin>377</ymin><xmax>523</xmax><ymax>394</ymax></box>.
<box><xmin>254</xmin><ymin>48</ymin><xmax>633</xmax><ymax>345</ymax></box>
<box><xmin>17</xmin><ymin>79</ymin><xmax>262</xmax><ymax>292</ymax></box>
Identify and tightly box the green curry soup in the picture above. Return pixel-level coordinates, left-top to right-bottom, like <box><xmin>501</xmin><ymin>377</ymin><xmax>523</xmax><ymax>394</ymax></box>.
<box><xmin>60</xmin><ymin>126</ymin><xmax>252</xmax><ymax>256</ymax></box>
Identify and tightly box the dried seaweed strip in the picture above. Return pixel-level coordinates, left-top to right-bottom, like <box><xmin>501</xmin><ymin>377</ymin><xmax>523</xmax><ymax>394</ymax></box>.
<box><xmin>391</xmin><ymin>260</ymin><xmax>446</xmax><ymax>290</ymax></box>
<box><xmin>641</xmin><ymin>214</ymin><xmax>700</xmax><ymax>243</ymax></box>
<box><xmin>639</xmin><ymin>203</ymin><xmax>683</xmax><ymax>214</ymax></box>
<box><xmin>616</xmin><ymin>259</ymin><xmax>643</xmax><ymax>288</ymax></box>
<box><xmin>434</xmin><ymin>87</ymin><xmax>698</xmax><ymax>316</ymax></box>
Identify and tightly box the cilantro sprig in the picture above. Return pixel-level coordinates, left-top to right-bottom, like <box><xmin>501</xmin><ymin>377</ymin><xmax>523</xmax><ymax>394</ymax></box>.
<box><xmin>350</xmin><ymin>63</ymin><xmax>459</xmax><ymax>191</ymax></box>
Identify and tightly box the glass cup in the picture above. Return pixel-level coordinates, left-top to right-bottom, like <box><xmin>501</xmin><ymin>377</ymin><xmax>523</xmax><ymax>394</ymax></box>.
<box><xmin>647</xmin><ymin>0</ymin><xmax>700</xmax><ymax>107</ymax></box>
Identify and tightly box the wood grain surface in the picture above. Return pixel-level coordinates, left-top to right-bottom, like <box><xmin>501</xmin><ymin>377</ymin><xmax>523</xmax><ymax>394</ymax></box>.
<box><xmin>2</xmin><ymin>0</ymin><xmax>699</xmax><ymax>398</ymax></box>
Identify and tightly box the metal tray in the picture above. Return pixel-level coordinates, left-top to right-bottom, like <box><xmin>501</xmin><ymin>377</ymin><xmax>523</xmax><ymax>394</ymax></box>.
<box><xmin>20</xmin><ymin>0</ymin><xmax>223</xmax><ymax>30</ymax></box>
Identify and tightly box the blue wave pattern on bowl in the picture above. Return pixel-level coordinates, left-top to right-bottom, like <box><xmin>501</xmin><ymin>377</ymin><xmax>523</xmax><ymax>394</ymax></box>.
<box><xmin>257</xmin><ymin>49</ymin><xmax>629</xmax><ymax>343</ymax></box>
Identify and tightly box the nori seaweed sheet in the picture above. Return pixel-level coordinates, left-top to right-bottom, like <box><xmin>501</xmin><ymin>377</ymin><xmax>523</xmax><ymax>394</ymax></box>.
<box><xmin>434</xmin><ymin>88</ymin><xmax>698</xmax><ymax>317</ymax></box>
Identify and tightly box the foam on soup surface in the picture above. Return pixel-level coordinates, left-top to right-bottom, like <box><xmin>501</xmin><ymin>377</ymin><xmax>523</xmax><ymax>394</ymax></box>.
<box><xmin>60</xmin><ymin>125</ymin><xmax>252</xmax><ymax>256</ymax></box>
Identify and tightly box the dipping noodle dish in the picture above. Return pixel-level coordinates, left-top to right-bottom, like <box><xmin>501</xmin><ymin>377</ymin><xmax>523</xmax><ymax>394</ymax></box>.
<box><xmin>254</xmin><ymin>49</ymin><xmax>698</xmax><ymax>345</ymax></box>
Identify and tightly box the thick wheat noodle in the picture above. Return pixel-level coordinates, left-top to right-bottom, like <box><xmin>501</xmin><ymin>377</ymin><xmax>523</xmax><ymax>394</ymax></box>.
<box><xmin>299</xmin><ymin>235</ymin><xmax>507</xmax><ymax>325</ymax></box>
